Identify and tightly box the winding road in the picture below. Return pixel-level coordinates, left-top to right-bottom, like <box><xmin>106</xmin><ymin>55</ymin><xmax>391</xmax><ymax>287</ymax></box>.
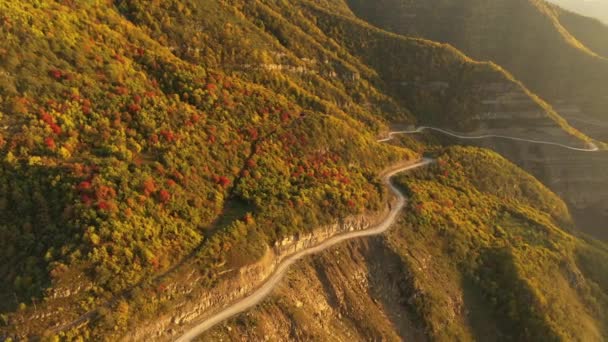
<box><xmin>379</xmin><ymin>126</ymin><xmax>599</xmax><ymax>152</ymax></box>
<box><xmin>175</xmin><ymin>158</ymin><xmax>434</xmax><ymax>341</ymax></box>
<box><xmin>176</xmin><ymin>125</ymin><xmax>599</xmax><ymax>341</ymax></box>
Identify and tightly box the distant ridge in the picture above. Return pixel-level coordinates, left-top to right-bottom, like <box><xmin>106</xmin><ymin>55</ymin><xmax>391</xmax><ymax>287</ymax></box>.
<box><xmin>348</xmin><ymin>0</ymin><xmax>608</xmax><ymax>142</ymax></box>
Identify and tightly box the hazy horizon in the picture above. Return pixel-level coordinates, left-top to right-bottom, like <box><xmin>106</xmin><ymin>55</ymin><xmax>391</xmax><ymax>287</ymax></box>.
<box><xmin>547</xmin><ymin>0</ymin><xmax>608</xmax><ymax>23</ymax></box>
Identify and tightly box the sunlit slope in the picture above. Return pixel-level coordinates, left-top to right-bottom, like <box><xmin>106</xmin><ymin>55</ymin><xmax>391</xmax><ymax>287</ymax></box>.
<box><xmin>0</xmin><ymin>1</ymin><xmax>409</xmax><ymax>337</ymax></box>
<box><xmin>0</xmin><ymin>0</ymin><xmax>602</xmax><ymax>339</ymax></box>
<box><xmin>389</xmin><ymin>146</ymin><xmax>608</xmax><ymax>340</ymax></box>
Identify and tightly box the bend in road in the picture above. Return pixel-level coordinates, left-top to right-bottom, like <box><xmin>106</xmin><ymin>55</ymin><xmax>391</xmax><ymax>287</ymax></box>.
<box><xmin>175</xmin><ymin>158</ymin><xmax>434</xmax><ymax>341</ymax></box>
<box><xmin>380</xmin><ymin>126</ymin><xmax>599</xmax><ymax>152</ymax></box>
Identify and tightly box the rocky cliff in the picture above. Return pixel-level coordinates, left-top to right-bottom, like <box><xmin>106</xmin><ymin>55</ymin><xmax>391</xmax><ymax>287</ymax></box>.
<box><xmin>198</xmin><ymin>237</ymin><xmax>425</xmax><ymax>342</ymax></box>
<box><xmin>126</xmin><ymin>209</ymin><xmax>392</xmax><ymax>341</ymax></box>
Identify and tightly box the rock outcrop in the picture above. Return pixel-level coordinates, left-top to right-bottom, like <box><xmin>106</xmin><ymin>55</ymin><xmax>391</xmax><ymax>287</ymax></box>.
<box><xmin>128</xmin><ymin>210</ymin><xmax>391</xmax><ymax>341</ymax></box>
<box><xmin>200</xmin><ymin>237</ymin><xmax>427</xmax><ymax>342</ymax></box>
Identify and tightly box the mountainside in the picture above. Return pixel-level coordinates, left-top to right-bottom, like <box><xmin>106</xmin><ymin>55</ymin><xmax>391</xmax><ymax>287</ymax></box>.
<box><xmin>113</xmin><ymin>0</ymin><xmax>593</xmax><ymax>142</ymax></box>
<box><xmin>0</xmin><ymin>1</ymin><xmax>409</xmax><ymax>338</ymax></box>
<box><xmin>0</xmin><ymin>0</ymin><xmax>606</xmax><ymax>340</ymax></box>
<box><xmin>200</xmin><ymin>147</ymin><xmax>608</xmax><ymax>341</ymax></box>
<box><xmin>346</xmin><ymin>0</ymin><xmax>608</xmax><ymax>240</ymax></box>
<box><xmin>347</xmin><ymin>0</ymin><xmax>608</xmax><ymax>142</ymax></box>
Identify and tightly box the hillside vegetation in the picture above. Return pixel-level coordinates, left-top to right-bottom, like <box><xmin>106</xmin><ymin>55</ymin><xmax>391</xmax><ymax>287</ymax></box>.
<box><xmin>202</xmin><ymin>147</ymin><xmax>608</xmax><ymax>341</ymax></box>
<box><xmin>390</xmin><ymin>146</ymin><xmax>608</xmax><ymax>340</ymax></box>
<box><xmin>0</xmin><ymin>1</ymin><xmax>412</xmax><ymax>338</ymax></box>
<box><xmin>113</xmin><ymin>0</ymin><xmax>593</xmax><ymax>141</ymax></box>
<box><xmin>0</xmin><ymin>0</ymin><xmax>603</xmax><ymax>340</ymax></box>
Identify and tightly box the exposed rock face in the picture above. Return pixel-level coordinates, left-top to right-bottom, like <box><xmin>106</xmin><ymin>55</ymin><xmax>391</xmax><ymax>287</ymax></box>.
<box><xmin>127</xmin><ymin>210</ymin><xmax>391</xmax><ymax>341</ymax></box>
<box><xmin>198</xmin><ymin>237</ymin><xmax>427</xmax><ymax>342</ymax></box>
<box><xmin>515</xmin><ymin>149</ymin><xmax>608</xmax><ymax>239</ymax></box>
<box><xmin>474</xmin><ymin>85</ymin><xmax>587</xmax><ymax>144</ymax></box>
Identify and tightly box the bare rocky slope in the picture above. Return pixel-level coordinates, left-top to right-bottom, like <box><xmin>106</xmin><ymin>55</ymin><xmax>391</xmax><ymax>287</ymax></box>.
<box><xmin>199</xmin><ymin>237</ymin><xmax>424</xmax><ymax>342</ymax></box>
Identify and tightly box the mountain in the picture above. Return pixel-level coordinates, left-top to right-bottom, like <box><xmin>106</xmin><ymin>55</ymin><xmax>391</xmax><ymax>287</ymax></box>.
<box><xmin>347</xmin><ymin>0</ymin><xmax>608</xmax><ymax>143</ymax></box>
<box><xmin>346</xmin><ymin>0</ymin><xmax>608</xmax><ymax>245</ymax></box>
<box><xmin>0</xmin><ymin>0</ymin><xmax>606</xmax><ymax>340</ymax></box>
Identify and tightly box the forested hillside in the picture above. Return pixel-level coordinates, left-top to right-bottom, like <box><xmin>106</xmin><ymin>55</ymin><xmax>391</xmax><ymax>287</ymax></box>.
<box><xmin>0</xmin><ymin>1</ymin><xmax>411</xmax><ymax>338</ymax></box>
<box><xmin>113</xmin><ymin>0</ymin><xmax>573</xmax><ymax>133</ymax></box>
<box><xmin>0</xmin><ymin>0</ymin><xmax>604</xmax><ymax>340</ymax></box>
<box><xmin>390</xmin><ymin>147</ymin><xmax>608</xmax><ymax>340</ymax></box>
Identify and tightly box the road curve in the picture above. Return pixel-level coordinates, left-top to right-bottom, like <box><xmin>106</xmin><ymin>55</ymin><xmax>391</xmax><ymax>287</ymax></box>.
<box><xmin>379</xmin><ymin>126</ymin><xmax>599</xmax><ymax>152</ymax></box>
<box><xmin>176</xmin><ymin>123</ymin><xmax>597</xmax><ymax>340</ymax></box>
<box><xmin>175</xmin><ymin>158</ymin><xmax>434</xmax><ymax>341</ymax></box>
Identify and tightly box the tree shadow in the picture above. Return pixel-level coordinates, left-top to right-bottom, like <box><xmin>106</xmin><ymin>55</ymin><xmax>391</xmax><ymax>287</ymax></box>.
<box><xmin>0</xmin><ymin>161</ymin><xmax>79</xmax><ymax>313</ymax></box>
